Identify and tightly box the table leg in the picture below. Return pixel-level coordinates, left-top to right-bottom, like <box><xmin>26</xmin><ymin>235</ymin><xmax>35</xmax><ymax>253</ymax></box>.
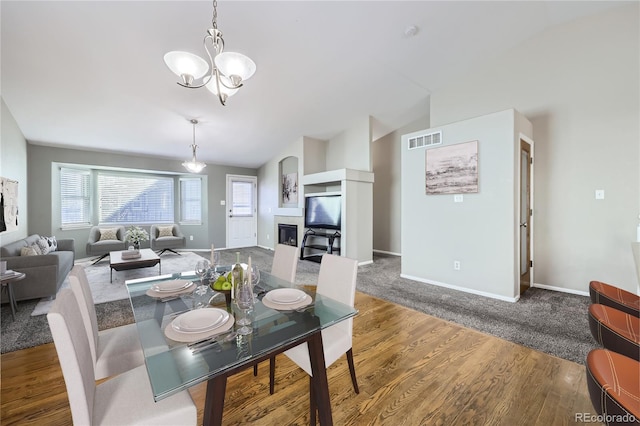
<box><xmin>110</xmin><ymin>267</ymin><xmax>113</xmax><ymax>283</ymax></box>
<box><xmin>7</xmin><ymin>282</ymin><xmax>16</xmax><ymax>320</ymax></box>
<box><xmin>159</xmin><ymin>259</ymin><xmax>161</xmax><ymax>275</ymax></box>
<box><xmin>203</xmin><ymin>375</ymin><xmax>227</xmax><ymax>426</ymax></box>
<box><xmin>307</xmin><ymin>331</ymin><xmax>333</xmax><ymax>426</ymax></box>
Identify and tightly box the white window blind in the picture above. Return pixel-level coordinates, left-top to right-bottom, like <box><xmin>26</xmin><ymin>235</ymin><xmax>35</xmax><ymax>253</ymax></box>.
<box><xmin>98</xmin><ymin>172</ymin><xmax>174</xmax><ymax>224</ymax></box>
<box><xmin>180</xmin><ymin>177</ymin><xmax>202</xmax><ymax>223</ymax></box>
<box><xmin>60</xmin><ymin>168</ymin><xmax>91</xmax><ymax>227</ymax></box>
<box><xmin>232</xmin><ymin>181</ymin><xmax>253</xmax><ymax>216</ymax></box>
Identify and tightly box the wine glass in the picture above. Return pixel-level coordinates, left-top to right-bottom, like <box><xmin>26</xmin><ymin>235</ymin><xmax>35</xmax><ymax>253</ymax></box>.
<box><xmin>194</xmin><ymin>259</ymin><xmax>210</xmax><ymax>308</ymax></box>
<box><xmin>235</xmin><ymin>278</ymin><xmax>254</xmax><ymax>335</ymax></box>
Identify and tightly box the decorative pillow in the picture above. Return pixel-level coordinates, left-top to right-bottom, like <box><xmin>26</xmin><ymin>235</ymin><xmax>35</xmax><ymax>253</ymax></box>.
<box><xmin>36</xmin><ymin>238</ymin><xmax>51</xmax><ymax>255</ymax></box>
<box><xmin>99</xmin><ymin>228</ymin><xmax>119</xmax><ymax>241</ymax></box>
<box><xmin>21</xmin><ymin>245</ymin><xmax>41</xmax><ymax>256</ymax></box>
<box><xmin>45</xmin><ymin>236</ymin><xmax>58</xmax><ymax>252</ymax></box>
<box><xmin>157</xmin><ymin>226</ymin><xmax>174</xmax><ymax>238</ymax></box>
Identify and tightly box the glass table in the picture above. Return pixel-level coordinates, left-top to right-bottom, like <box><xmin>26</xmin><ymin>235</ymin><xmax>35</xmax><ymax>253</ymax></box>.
<box><xmin>126</xmin><ymin>266</ymin><xmax>357</xmax><ymax>426</ymax></box>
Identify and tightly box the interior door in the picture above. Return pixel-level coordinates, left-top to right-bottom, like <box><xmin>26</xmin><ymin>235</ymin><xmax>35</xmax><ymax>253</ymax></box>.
<box><xmin>519</xmin><ymin>139</ymin><xmax>533</xmax><ymax>294</ymax></box>
<box><xmin>226</xmin><ymin>175</ymin><xmax>257</xmax><ymax>248</ymax></box>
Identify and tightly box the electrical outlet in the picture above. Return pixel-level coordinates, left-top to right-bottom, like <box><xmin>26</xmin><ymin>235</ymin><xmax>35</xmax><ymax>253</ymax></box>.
<box><xmin>454</xmin><ymin>194</ymin><xmax>463</xmax><ymax>203</ymax></box>
<box><xmin>454</xmin><ymin>261</ymin><xmax>461</xmax><ymax>270</ymax></box>
<box><xmin>595</xmin><ymin>190</ymin><xmax>605</xmax><ymax>200</ymax></box>
<box><xmin>189</xmin><ymin>235</ymin><xmax>193</xmax><ymax>241</ymax></box>
<box><xmin>266</xmin><ymin>234</ymin><xmax>270</xmax><ymax>240</ymax></box>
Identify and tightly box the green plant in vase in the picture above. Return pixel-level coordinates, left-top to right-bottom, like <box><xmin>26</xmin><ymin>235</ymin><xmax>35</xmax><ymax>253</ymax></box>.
<box><xmin>125</xmin><ymin>225</ymin><xmax>149</xmax><ymax>250</ymax></box>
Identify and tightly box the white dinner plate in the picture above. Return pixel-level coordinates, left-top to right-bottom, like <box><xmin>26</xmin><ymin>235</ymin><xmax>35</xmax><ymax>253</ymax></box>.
<box><xmin>265</xmin><ymin>288</ymin><xmax>307</xmax><ymax>304</ymax></box>
<box><xmin>172</xmin><ymin>308</ymin><xmax>229</xmax><ymax>333</ymax></box>
<box><xmin>152</xmin><ymin>279</ymin><xmax>192</xmax><ymax>293</ymax></box>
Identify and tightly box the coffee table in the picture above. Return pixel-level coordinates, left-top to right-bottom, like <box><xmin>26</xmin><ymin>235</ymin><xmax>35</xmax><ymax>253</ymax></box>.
<box><xmin>109</xmin><ymin>249</ymin><xmax>161</xmax><ymax>282</ymax></box>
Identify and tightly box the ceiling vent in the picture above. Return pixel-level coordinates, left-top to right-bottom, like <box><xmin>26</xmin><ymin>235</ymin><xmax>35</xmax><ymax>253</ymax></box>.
<box><xmin>408</xmin><ymin>131</ymin><xmax>442</xmax><ymax>150</ymax></box>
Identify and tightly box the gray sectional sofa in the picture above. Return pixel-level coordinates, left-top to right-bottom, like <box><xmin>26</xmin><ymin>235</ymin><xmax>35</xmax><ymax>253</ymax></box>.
<box><xmin>0</xmin><ymin>234</ymin><xmax>75</xmax><ymax>302</ymax></box>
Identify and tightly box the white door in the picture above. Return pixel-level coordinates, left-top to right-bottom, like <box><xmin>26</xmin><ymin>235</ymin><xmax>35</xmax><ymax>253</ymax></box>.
<box><xmin>226</xmin><ymin>175</ymin><xmax>257</xmax><ymax>248</ymax></box>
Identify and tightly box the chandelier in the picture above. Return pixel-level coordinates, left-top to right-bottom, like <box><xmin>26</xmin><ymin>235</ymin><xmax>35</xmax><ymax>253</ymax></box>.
<box><xmin>182</xmin><ymin>119</ymin><xmax>206</xmax><ymax>173</ymax></box>
<box><xmin>164</xmin><ymin>0</ymin><xmax>256</xmax><ymax>106</ymax></box>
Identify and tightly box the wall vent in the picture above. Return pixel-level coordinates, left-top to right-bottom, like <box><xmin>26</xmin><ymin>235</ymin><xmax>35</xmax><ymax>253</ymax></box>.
<box><xmin>408</xmin><ymin>131</ymin><xmax>442</xmax><ymax>150</ymax></box>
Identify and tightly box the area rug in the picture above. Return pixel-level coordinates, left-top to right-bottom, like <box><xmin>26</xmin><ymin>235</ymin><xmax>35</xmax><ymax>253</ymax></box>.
<box><xmin>30</xmin><ymin>251</ymin><xmax>205</xmax><ymax>316</ymax></box>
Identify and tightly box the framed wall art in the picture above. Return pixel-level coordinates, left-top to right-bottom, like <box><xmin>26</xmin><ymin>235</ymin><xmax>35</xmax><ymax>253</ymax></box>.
<box><xmin>282</xmin><ymin>172</ymin><xmax>298</xmax><ymax>204</ymax></box>
<box><xmin>0</xmin><ymin>177</ymin><xmax>19</xmax><ymax>233</ymax></box>
<box><xmin>425</xmin><ymin>140</ymin><xmax>478</xmax><ymax>194</ymax></box>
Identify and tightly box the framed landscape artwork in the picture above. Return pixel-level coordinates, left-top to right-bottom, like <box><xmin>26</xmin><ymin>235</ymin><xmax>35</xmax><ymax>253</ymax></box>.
<box><xmin>282</xmin><ymin>172</ymin><xmax>298</xmax><ymax>204</ymax></box>
<box><xmin>425</xmin><ymin>141</ymin><xmax>478</xmax><ymax>194</ymax></box>
<box><xmin>0</xmin><ymin>177</ymin><xmax>19</xmax><ymax>233</ymax></box>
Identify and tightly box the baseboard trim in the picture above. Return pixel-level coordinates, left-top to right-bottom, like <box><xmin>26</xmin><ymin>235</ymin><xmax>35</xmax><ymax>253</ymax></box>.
<box><xmin>358</xmin><ymin>260</ymin><xmax>374</xmax><ymax>266</ymax></box>
<box><xmin>257</xmin><ymin>245</ymin><xmax>274</xmax><ymax>251</ymax></box>
<box><xmin>373</xmin><ymin>249</ymin><xmax>401</xmax><ymax>256</ymax></box>
<box><xmin>531</xmin><ymin>283</ymin><xmax>589</xmax><ymax>297</ymax></box>
<box><xmin>401</xmin><ymin>274</ymin><xmax>519</xmax><ymax>302</ymax></box>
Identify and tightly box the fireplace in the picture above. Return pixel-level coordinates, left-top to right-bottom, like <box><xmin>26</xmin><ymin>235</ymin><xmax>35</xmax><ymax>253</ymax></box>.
<box><xmin>278</xmin><ymin>224</ymin><xmax>298</xmax><ymax>246</ymax></box>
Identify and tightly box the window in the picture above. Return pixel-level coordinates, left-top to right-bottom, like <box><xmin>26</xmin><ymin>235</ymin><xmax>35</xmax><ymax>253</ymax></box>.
<box><xmin>231</xmin><ymin>180</ymin><xmax>254</xmax><ymax>216</ymax></box>
<box><xmin>60</xmin><ymin>168</ymin><xmax>91</xmax><ymax>227</ymax></box>
<box><xmin>180</xmin><ymin>177</ymin><xmax>202</xmax><ymax>223</ymax></box>
<box><xmin>98</xmin><ymin>172</ymin><xmax>174</xmax><ymax>224</ymax></box>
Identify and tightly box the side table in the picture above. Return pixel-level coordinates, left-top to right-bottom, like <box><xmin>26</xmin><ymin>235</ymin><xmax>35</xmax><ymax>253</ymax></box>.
<box><xmin>1</xmin><ymin>272</ymin><xmax>26</xmax><ymax>320</ymax></box>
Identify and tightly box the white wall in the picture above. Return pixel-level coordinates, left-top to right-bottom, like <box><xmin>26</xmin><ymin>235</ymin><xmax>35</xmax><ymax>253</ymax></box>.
<box><xmin>326</xmin><ymin>116</ymin><xmax>372</xmax><ymax>171</ymax></box>
<box><xmin>372</xmin><ymin>115</ymin><xmax>430</xmax><ymax>254</ymax></box>
<box><xmin>430</xmin><ymin>4</ymin><xmax>640</xmax><ymax>293</ymax></box>
<box><xmin>402</xmin><ymin>109</ymin><xmax>529</xmax><ymax>300</ymax></box>
<box><xmin>0</xmin><ymin>98</ymin><xmax>28</xmax><ymax>244</ymax></box>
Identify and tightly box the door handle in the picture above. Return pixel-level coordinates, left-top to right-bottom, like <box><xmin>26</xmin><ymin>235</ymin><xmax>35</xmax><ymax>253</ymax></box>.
<box><xmin>520</xmin><ymin>222</ymin><xmax>528</xmax><ymax>228</ymax></box>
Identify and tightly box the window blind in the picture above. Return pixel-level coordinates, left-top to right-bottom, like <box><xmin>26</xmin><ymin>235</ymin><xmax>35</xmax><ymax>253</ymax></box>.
<box><xmin>232</xmin><ymin>181</ymin><xmax>253</xmax><ymax>216</ymax></box>
<box><xmin>180</xmin><ymin>178</ymin><xmax>202</xmax><ymax>223</ymax></box>
<box><xmin>98</xmin><ymin>172</ymin><xmax>174</xmax><ymax>224</ymax></box>
<box><xmin>60</xmin><ymin>168</ymin><xmax>91</xmax><ymax>226</ymax></box>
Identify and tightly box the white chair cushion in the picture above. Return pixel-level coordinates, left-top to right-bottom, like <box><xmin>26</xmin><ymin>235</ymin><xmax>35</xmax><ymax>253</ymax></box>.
<box><xmin>94</xmin><ymin>365</ymin><xmax>196</xmax><ymax>425</ymax></box>
<box><xmin>284</xmin><ymin>323</ymin><xmax>352</xmax><ymax>376</ymax></box>
<box><xmin>95</xmin><ymin>323</ymin><xmax>145</xmax><ymax>380</ymax></box>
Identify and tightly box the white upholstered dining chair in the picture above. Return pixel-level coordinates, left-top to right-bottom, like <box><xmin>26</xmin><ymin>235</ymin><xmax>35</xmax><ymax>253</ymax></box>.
<box><xmin>254</xmin><ymin>243</ymin><xmax>302</xmax><ymax>377</ymax></box>
<box><xmin>271</xmin><ymin>243</ymin><xmax>301</xmax><ymax>283</ymax></box>
<box><xmin>68</xmin><ymin>265</ymin><xmax>144</xmax><ymax>380</ymax></box>
<box><xmin>47</xmin><ymin>289</ymin><xmax>197</xmax><ymax>425</ymax></box>
<box><xmin>269</xmin><ymin>254</ymin><xmax>360</xmax><ymax>401</ymax></box>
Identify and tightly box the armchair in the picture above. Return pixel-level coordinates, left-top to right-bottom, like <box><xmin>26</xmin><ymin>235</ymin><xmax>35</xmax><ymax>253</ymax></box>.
<box><xmin>150</xmin><ymin>224</ymin><xmax>186</xmax><ymax>256</ymax></box>
<box><xmin>86</xmin><ymin>226</ymin><xmax>127</xmax><ymax>264</ymax></box>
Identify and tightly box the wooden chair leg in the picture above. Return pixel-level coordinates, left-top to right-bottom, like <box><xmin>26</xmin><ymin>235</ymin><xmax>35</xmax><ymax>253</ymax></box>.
<box><xmin>269</xmin><ymin>356</ymin><xmax>276</xmax><ymax>395</ymax></box>
<box><xmin>346</xmin><ymin>348</ymin><xmax>360</xmax><ymax>394</ymax></box>
<box><xmin>309</xmin><ymin>375</ymin><xmax>316</xmax><ymax>426</ymax></box>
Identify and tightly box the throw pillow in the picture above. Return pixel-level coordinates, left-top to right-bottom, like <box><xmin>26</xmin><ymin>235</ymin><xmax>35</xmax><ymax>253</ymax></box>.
<box><xmin>45</xmin><ymin>236</ymin><xmax>58</xmax><ymax>252</ymax></box>
<box><xmin>21</xmin><ymin>245</ymin><xmax>40</xmax><ymax>256</ymax></box>
<box><xmin>99</xmin><ymin>228</ymin><xmax>118</xmax><ymax>241</ymax></box>
<box><xmin>157</xmin><ymin>226</ymin><xmax>174</xmax><ymax>238</ymax></box>
<box><xmin>36</xmin><ymin>238</ymin><xmax>51</xmax><ymax>255</ymax></box>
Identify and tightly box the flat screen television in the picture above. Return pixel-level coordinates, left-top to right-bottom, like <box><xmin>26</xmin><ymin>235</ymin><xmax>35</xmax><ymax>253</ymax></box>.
<box><xmin>304</xmin><ymin>195</ymin><xmax>342</xmax><ymax>230</ymax></box>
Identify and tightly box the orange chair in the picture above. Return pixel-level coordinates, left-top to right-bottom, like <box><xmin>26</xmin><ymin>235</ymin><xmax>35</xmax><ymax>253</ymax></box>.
<box><xmin>586</xmin><ymin>349</ymin><xmax>640</xmax><ymax>425</ymax></box>
<box><xmin>589</xmin><ymin>304</ymin><xmax>640</xmax><ymax>361</ymax></box>
<box><xmin>590</xmin><ymin>281</ymin><xmax>640</xmax><ymax>318</ymax></box>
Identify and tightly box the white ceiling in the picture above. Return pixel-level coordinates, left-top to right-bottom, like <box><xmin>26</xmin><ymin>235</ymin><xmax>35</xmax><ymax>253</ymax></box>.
<box><xmin>1</xmin><ymin>1</ymin><xmax>623</xmax><ymax>169</ymax></box>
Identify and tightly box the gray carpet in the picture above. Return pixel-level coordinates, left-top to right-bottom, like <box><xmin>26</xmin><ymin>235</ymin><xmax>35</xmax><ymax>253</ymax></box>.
<box><xmin>1</xmin><ymin>247</ymin><xmax>597</xmax><ymax>363</ymax></box>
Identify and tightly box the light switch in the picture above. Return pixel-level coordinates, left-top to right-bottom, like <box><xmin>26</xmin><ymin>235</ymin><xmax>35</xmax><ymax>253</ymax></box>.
<box><xmin>595</xmin><ymin>190</ymin><xmax>605</xmax><ymax>200</ymax></box>
<box><xmin>454</xmin><ymin>194</ymin><xmax>463</xmax><ymax>203</ymax></box>
<box><xmin>220</xmin><ymin>200</ymin><xmax>226</xmax><ymax>205</ymax></box>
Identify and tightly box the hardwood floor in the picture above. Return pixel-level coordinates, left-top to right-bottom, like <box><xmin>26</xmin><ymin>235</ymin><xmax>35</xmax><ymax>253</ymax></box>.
<box><xmin>1</xmin><ymin>291</ymin><xmax>596</xmax><ymax>425</ymax></box>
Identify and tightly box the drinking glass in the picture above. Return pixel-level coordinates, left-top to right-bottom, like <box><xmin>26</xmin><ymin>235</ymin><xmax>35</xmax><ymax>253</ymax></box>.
<box><xmin>235</xmin><ymin>278</ymin><xmax>254</xmax><ymax>335</ymax></box>
<box><xmin>194</xmin><ymin>259</ymin><xmax>210</xmax><ymax>308</ymax></box>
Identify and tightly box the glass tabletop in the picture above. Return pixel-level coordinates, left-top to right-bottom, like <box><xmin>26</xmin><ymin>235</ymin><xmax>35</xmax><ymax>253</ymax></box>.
<box><xmin>125</xmin><ymin>266</ymin><xmax>358</xmax><ymax>401</ymax></box>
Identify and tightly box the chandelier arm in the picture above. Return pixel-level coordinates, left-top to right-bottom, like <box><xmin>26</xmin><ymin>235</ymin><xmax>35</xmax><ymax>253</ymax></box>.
<box><xmin>213</xmin><ymin>68</ymin><xmax>227</xmax><ymax>106</ymax></box>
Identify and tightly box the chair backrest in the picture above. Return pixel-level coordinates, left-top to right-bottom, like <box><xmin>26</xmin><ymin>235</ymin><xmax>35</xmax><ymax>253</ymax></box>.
<box><xmin>69</xmin><ymin>265</ymin><xmax>99</xmax><ymax>366</ymax></box>
<box><xmin>317</xmin><ymin>254</ymin><xmax>358</xmax><ymax>339</ymax></box>
<box><xmin>271</xmin><ymin>244</ymin><xmax>300</xmax><ymax>283</ymax></box>
<box><xmin>47</xmin><ymin>289</ymin><xmax>96</xmax><ymax>425</ymax></box>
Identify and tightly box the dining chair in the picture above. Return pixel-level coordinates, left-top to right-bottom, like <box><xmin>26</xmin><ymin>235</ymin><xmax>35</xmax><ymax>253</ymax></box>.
<box><xmin>254</xmin><ymin>243</ymin><xmax>301</xmax><ymax>376</ymax></box>
<box><xmin>269</xmin><ymin>253</ymin><xmax>360</xmax><ymax>404</ymax></box>
<box><xmin>47</xmin><ymin>289</ymin><xmax>197</xmax><ymax>425</ymax></box>
<box><xmin>68</xmin><ymin>265</ymin><xmax>145</xmax><ymax>380</ymax></box>
<box><xmin>271</xmin><ymin>243</ymin><xmax>301</xmax><ymax>282</ymax></box>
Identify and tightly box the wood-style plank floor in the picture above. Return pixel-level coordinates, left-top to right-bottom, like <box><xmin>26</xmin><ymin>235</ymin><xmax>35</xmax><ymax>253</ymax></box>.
<box><xmin>1</xmin><ymin>291</ymin><xmax>596</xmax><ymax>425</ymax></box>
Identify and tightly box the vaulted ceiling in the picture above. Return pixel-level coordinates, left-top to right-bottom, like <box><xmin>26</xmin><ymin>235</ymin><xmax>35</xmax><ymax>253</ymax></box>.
<box><xmin>1</xmin><ymin>1</ymin><xmax>622</xmax><ymax>168</ymax></box>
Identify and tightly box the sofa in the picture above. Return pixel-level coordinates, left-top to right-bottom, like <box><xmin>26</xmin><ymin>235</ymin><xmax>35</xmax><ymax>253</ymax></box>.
<box><xmin>0</xmin><ymin>234</ymin><xmax>75</xmax><ymax>302</ymax></box>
